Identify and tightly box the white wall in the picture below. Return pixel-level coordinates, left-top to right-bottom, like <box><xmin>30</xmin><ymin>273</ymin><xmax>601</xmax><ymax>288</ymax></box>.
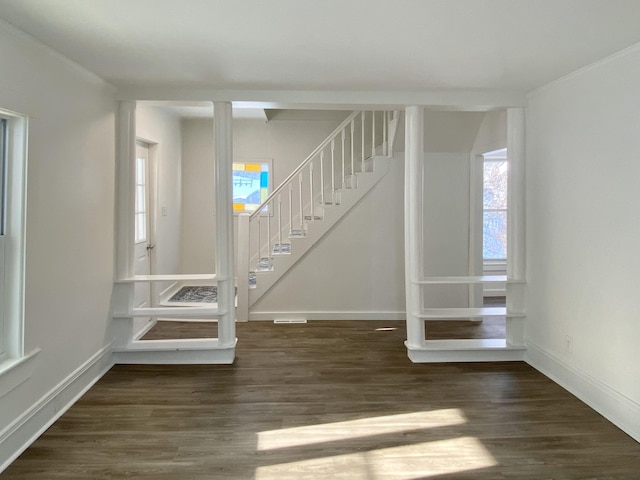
<box><xmin>252</xmin><ymin>155</ymin><xmax>406</xmax><ymax>317</ymax></box>
<box><xmin>526</xmin><ymin>44</ymin><xmax>640</xmax><ymax>441</ymax></box>
<box><xmin>136</xmin><ymin>105</ymin><xmax>183</xmax><ymax>296</ymax></box>
<box><xmin>472</xmin><ymin>110</ymin><xmax>507</xmax><ymax>155</ymax></box>
<box><xmin>421</xmin><ymin>153</ymin><xmax>472</xmax><ymax>308</ymax></box>
<box><xmin>0</xmin><ymin>21</ymin><xmax>115</xmax><ymax>469</ymax></box>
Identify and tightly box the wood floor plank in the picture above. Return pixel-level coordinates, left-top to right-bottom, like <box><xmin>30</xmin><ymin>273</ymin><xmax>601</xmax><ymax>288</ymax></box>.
<box><xmin>2</xmin><ymin>320</ymin><xmax>639</xmax><ymax>479</ymax></box>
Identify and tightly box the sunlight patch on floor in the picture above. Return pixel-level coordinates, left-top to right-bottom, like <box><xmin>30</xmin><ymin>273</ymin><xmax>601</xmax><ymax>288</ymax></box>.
<box><xmin>255</xmin><ymin>436</ymin><xmax>496</xmax><ymax>479</ymax></box>
<box><xmin>257</xmin><ymin>409</ymin><xmax>467</xmax><ymax>451</ymax></box>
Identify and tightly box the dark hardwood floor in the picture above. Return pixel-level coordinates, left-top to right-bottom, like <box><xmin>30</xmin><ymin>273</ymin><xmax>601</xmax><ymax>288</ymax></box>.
<box><xmin>2</xmin><ymin>319</ymin><xmax>639</xmax><ymax>479</ymax></box>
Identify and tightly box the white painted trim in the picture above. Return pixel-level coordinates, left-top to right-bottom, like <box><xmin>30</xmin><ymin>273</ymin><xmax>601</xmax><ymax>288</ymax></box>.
<box><xmin>132</xmin><ymin>319</ymin><xmax>157</xmax><ymax>341</ymax></box>
<box><xmin>157</xmin><ymin>281</ymin><xmax>179</xmax><ymax>304</ymax></box>
<box><xmin>0</xmin><ymin>345</ymin><xmax>113</xmax><ymax>474</ymax></box>
<box><xmin>117</xmin><ymin>87</ymin><xmax>527</xmax><ymax>110</ymax></box>
<box><xmin>526</xmin><ymin>340</ymin><xmax>640</xmax><ymax>443</ymax></box>
<box><xmin>113</xmin><ymin>348</ymin><xmax>235</xmax><ymax>365</ymax></box>
<box><xmin>0</xmin><ymin>349</ymin><xmax>40</xmax><ymax>399</ymax></box>
<box><xmin>249</xmin><ymin>311</ymin><xmax>406</xmax><ymax>321</ymax></box>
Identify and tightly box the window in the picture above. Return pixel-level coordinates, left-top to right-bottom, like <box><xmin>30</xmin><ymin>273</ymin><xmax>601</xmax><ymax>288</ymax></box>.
<box><xmin>232</xmin><ymin>161</ymin><xmax>271</xmax><ymax>213</ymax></box>
<box><xmin>0</xmin><ymin>108</ymin><xmax>27</xmax><ymax>365</ymax></box>
<box><xmin>483</xmin><ymin>148</ymin><xmax>507</xmax><ymax>261</ymax></box>
<box><xmin>134</xmin><ymin>147</ymin><xmax>148</xmax><ymax>243</ymax></box>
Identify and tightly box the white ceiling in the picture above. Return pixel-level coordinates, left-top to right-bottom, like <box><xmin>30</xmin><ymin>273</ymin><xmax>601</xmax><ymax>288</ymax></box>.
<box><xmin>1</xmin><ymin>0</ymin><xmax>640</xmax><ymax>94</ymax></box>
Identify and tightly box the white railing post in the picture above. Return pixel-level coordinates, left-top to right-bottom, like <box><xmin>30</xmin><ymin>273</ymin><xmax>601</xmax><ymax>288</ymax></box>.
<box><xmin>404</xmin><ymin>106</ymin><xmax>424</xmax><ymax>349</ymax></box>
<box><xmin>506</xmin><ymin>107</ymin><xmax>526</xmax><ymax>347</ymax></box>
<box><xmin>213</xmin><ymin>101</ymin><xmax>236</xmax><ymax>347</ymax></box>
<box><xmin>237</xmin><ymin>213</ymin><xmax>250</xmax><ymax>322</ymax></box>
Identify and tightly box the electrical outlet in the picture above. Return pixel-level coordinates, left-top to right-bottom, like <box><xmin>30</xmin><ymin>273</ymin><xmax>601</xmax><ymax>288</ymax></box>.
<box><xmin>564</xmin><ymin>335</ymin><xmax>573</xmax><ymax>353</ymax></box>
<box><xmin>161</xmin><ymin>206</ymin><xmax>168</xmax><ymax>216</ymax></box>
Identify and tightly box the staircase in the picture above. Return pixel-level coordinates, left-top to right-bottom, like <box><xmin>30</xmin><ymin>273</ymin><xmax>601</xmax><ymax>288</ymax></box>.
<box><xmin>237</xmin><ymin>110</ymin><xmax>400</xmax><ymax>320</ymax></box>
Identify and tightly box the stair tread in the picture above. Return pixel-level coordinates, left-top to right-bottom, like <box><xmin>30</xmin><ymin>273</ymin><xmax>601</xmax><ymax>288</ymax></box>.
<box><xmin>272</xmin><ymin>243</ymin><xmax>291</xmax><ymax>254</ymax></box>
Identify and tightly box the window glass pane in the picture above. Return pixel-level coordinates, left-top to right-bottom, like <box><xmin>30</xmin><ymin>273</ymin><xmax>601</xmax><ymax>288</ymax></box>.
<box><xmin>232</xmin><ymin>161</ymin><xmax>269</xmax><ymax>212</ymax></box>
<box><xmin>136</xmin><ymin>157</ymin><xmax>145</xmax><ymax>185</ymax></box>
<box><xmin>135</xmin><ymin>185</ymin><xmax>145</xmax><ymax>213</ymax></box>
<box><xmin>483</xmin><ymin>161</ymin><xmax>507</xmax><ymax>209</ymax></box>
<box><xmin>483</xmin><ymin>211</ymin><xmax>507</xmax><ymax>259</ymax></box>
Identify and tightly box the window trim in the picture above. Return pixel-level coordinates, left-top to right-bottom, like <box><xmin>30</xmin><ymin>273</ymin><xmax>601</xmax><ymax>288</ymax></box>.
<box><xmin>0</xmin><ymin>108</ymin><xmax>28</xmax><ymax>369</ymax></box>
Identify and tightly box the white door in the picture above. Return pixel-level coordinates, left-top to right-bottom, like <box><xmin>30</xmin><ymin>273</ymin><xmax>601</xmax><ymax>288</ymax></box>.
<box><xmin>134</xmin><ymin>142</ymin><xmax>153</xmax><ymax>329</ymax></box>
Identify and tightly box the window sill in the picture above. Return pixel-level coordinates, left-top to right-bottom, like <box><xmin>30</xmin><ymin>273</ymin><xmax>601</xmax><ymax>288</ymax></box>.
<box><xmin>0</xmin><ymin>349</ymin><xmax>41</xmax><ymax>399</ymax></box>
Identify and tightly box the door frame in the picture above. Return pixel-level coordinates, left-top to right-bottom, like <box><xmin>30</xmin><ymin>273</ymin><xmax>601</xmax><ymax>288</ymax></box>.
<box><xmin>135</xmin><ymin>138</ymin><xmax>159</xmax><ymax>305</ymax></box>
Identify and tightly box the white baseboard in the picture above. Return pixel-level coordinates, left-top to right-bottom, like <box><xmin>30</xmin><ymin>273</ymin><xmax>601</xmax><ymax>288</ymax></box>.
<box><xmin>249</xmin><ymin>311</ymin><xmax>406</xmax><ymax>321</ymax></box>
<box><xmin>526</xmin><ymin>340</ymin><xmax>640</xmax><ymax>443</ymax></box>
<box><xmin>132</xmin><ymin>318</ymin><xmax>157</xmax><ymax>340</ymax></box>
<box><xmin>0</xmin><ymin>345</ymin><xmax>114</xmax><ymax>473</ymax></box>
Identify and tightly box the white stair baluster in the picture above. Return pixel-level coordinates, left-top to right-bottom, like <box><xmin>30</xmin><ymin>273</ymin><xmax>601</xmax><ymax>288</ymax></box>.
<box><xmin>320</xmin><ymin>151</ymin><xmax>325</xmax><ymax>205</ymax></box>
<box><xmin>361</xmin><ymin>110</ymin><xmax>365</xmax><ymax>171</ymax></box>
<box><xmin>257</xmin><ymin>213</ymin><xmax>262</xmax><ymax>260</ymax></box>
<box><xmin>298</xmin><ymin>173</ymin><xmax>303</xmax><ymax>230</ymax></box>
<box><xmin>309</xmin><ymin>160</ymin><xmax>314</xmax><ymax>219</ymax></box>
<box><xmin>372</xmin><ymin>110</ymin><xmax>376</xmax><ymax>157</ymax></box>
<box><xmin>278</xmin><ymin>193</ymin><xmax>282</xmax><ymax>249</ymax></box>
<box><xmin>383</xmin><ymin>111</ymin><xmax>388</xmax><ymax>156</ymax></box>
<box><xmin>266</xmin><ymin>202</ymin><xmax>271</xmax><ymax>257</ymax></box>
<box><xmin>341</xmin><ymin>130</ymin><xmax>345</xmax><ymax>189</ymax></box>
<box><xmin>331</xmin><ymin>139</ymin><xmax>335</xmax><ymax>204</ymax></box>
<box><xmin>288</xmin><ymin>183</ymin><xmax>293</xmax><ymax>233</ymax></box>
<box><xmin>349</xmin><ymin>120</ymin><xmax>356</xmax><ymax>188</ymax></box>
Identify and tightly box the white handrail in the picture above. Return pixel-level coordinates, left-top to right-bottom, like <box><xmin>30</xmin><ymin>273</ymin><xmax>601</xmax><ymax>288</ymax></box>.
<box><xmin>249</xmin><ymin>110</ymin><xmax>359</xmax><ymax>220</ymax></box>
